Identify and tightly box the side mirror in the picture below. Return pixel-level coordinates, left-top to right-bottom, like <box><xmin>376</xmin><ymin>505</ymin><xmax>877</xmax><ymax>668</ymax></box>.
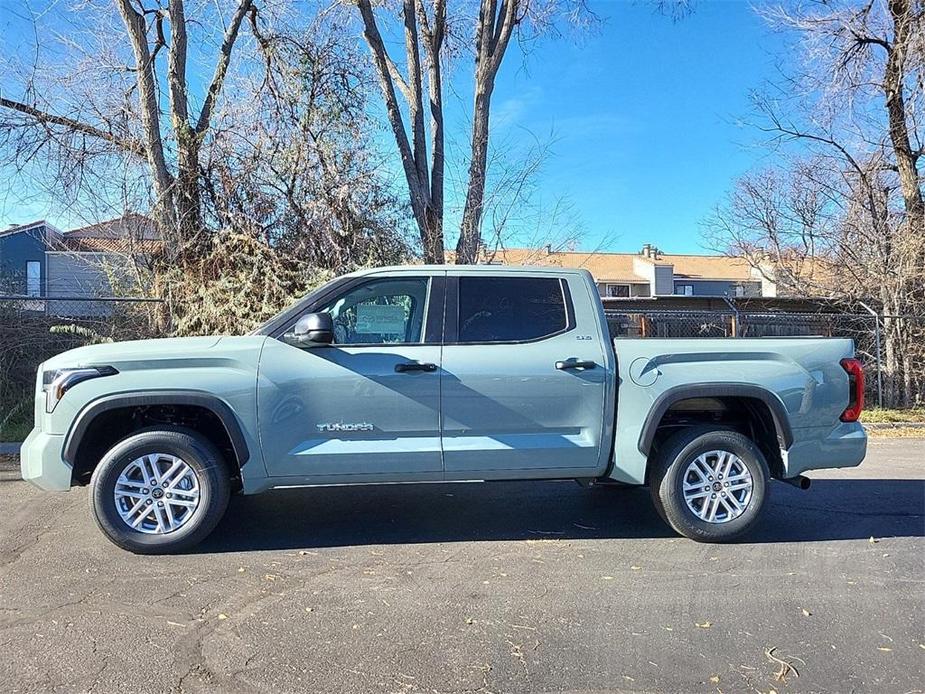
<box><xmin>286</xmin><ymin>312</ymin><xmax>334</xmax><ymax>346</ymax></box>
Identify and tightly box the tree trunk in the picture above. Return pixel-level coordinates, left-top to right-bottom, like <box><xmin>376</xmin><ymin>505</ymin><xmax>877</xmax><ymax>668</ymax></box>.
<box><xmin>457</xmin><ymin>88</ymin><xmax>492</xmax><ymax>263</ymax></box>
<box><xmin>456</xmin><ymin>0</ymin><xmax>517</xmax><ymax>264</ymax></box>
<box><xmin>422</xmin><ymin>207</ymin><xmax>444</xmax><ymax>265</ymax></box>
<box><xmin>115</xmin><ymin>0</ymin><xmax>177</xmax><ymax>244</ymax></box>
<box><xmin>885</xmin><ymin>0</ymin><xmax>925</xmax><ymax>238</ymax></box>
<box><xmin>174</xmin><ymin>129</ymin><xmax>204</xmax><ymax>262</ymax></box>
<box><xmin>356</xmin><ymin>0</ymin><xmax>444</xmax><ymax>263</ymax></box>
<box><xmin>167</xmin><ymin>0</ymin><xmax>205</xmax><ymax>263</ymax></box>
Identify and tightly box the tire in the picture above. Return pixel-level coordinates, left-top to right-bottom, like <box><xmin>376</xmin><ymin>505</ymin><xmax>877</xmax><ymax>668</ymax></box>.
<box><xmin>89</xmin><ymin>428</ymin><xmax>231</xmax><ymax>554</ymax></box>
<box><xmin>648</xmin><ymin>426</ymin><xmax>769</xmax><ymax>543</ymax></box>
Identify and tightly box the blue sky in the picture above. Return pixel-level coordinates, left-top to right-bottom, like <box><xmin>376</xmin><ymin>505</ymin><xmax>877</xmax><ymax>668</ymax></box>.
<box><xmin>0</xmin><ymin>0</ymin><xmax>790</xmax><ymax>254</ymax></box>
<box><xmin>442</xmin><ymin>0</ymin><xmax>787</xmax><ymax>254</ymax></box>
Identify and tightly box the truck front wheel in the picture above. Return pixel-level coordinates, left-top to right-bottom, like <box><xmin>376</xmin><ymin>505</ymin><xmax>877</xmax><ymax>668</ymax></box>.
<box><xmin>88</xmin><ymin>428</ymin><xmax>231</xmax><ymax>554</ymax></box>
<box><xmin>649</xmin><ymin>427</ymin><xmax>769</xmax><ymax>543</ymax></box>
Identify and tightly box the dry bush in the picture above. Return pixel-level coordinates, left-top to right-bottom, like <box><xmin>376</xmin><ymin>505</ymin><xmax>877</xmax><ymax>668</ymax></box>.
<box><xmin>157</xmin><ymin>232</ymin><xmax>332</xmax><ymax>337</ymax></box>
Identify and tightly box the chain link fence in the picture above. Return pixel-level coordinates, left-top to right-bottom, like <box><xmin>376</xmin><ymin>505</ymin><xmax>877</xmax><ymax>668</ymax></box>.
<box><xmin>0</xmin><ymin>295</ymin><xmax>165</xmax><ymax>440</ymax></box>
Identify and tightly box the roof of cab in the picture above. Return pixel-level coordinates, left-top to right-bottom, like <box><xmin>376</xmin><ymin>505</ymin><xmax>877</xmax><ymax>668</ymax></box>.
<box><xmin>348</xmin><ymin>264</ymin><xmax>592</xmax><ymax>277</ymax></box>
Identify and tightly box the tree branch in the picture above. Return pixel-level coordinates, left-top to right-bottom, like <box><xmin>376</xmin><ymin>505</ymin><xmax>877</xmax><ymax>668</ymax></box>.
<box><xmin>195</xmin><ymin>0</ymin><xmax>254</xmax><ymax>135</ymax></box>
<box><xmin>167</xmin><ymin>0</ymin><xmax>191</xmax><ymax>128</ymax></box>
<box><xmin>356</xmin><ymin>0</ymin><xmax>426</xmax><ymax>220</ymax></box>
<box><xmin>0</xmin><ymin>96</ymin><xmax>146</xmax><ymax>157</ymax></box>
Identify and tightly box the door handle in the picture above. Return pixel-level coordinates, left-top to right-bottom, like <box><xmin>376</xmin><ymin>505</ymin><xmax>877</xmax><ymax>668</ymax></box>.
<box><xmin>556</xmin><ymin>359</ymin><xmax>597</xmax><ymax>370</ymax></box>
<box><xmin>395</xmin><ymin>361</ymin><xmax>438</xmax><ymax>373</ymax></box>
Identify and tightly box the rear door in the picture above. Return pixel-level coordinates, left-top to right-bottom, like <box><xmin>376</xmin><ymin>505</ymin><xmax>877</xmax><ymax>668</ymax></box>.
<box><xmin>258</xmin><ymin>273</ymin><xmax>445</xmax><ymax>479</ymax></box>
<box><xmin>440</xmin><ymin>273</ymin><xmax>609</xmax><ymax>477</ymax></box>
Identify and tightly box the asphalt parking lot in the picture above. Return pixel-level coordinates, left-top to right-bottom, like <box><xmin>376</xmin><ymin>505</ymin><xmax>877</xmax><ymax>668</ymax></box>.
<box><xmin>1</xmin><ymin>439</ymin><xmax>923</xmax><ymax>694</ymax></box>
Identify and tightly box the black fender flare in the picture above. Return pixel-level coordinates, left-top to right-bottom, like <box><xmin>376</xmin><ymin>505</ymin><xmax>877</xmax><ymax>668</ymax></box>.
<box><xmin>62</xmin><ymin>390</ymin><xmax>250</xmax><ymax>467</ymax></box>
<box><xmin>637</xmin><ymin>383</ymin><xmax>794</xmax><ymax>456</ymax></box>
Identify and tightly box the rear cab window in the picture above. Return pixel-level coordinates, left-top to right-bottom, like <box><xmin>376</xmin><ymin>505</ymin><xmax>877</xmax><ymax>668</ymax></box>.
<box><xmin>456</xmin><ymin>276</ymin><xmax>572</xmax><ymax>343</ymax></box>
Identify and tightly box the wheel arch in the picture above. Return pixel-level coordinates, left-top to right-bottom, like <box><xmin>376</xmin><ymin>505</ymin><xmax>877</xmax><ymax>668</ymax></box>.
<box><xmin>638</xmin><ymin>383</ymin><xmax>793</xmax><ymax>479</ymax></box>
<box><xmin>64</xmin><ymin>391</ymin><xmax>250</xmax><ymax>485</ymax></box>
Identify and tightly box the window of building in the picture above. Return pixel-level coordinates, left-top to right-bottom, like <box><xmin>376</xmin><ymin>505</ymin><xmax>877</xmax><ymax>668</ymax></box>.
<box><xmin>317</xmin><ymin>277</ymin><xmax>429</xmax><ymax>345</ymax></box>
<box><xmin>26</xmin><ymin>261</ymin><xmax>41</xmax><ymax>297</ymax></box>
<box><xmin>458</xmin><ymin>277</ymin><xmax>568</xmax><ymax>343</ymax></box>
<box><xmin>674</xmin><ymin>284</ymin><xmax>693</xmax><ymax>296</ymax></box>
<box><xmin>606</xmin><ymin>284</ymin><xmax>630</xmax><ymax>298</ymax></box>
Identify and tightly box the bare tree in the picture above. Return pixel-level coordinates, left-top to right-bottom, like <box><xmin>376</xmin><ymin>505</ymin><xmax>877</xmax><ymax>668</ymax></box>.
<box><xmin>703</xmin><ymin>160</ymin><xmax>847</xmax><ymax>295</ymax></box>
<box><xmin>355</xmin><ymin>0</ymin><xmax>447</xmax><ymax>263</ymax></box>
<box><xmin>206</xmin><ymin>20</ymin><xmax>414</xmax><ymax>271</ymax></box>
<box><xmin>455</xmin><ymin>0</ymin><xmax>524</xmax><ymax>263</ymax></box>
<box><xmin>1</xmin><ymin>0</ymin><xmax>258</xmax><ymax>263</ymax></box>
<box><xmin>760</xmin><ymin>0</ymin><xmax>923</xmax><ymax>235</ymax></box>
<box><xmin>354</xmin><ymin>0</ymin><xmax>592</xmax><ymax>264</ymax></box>
<box><xmin>706</xmin><ymin>0</ymin><xmax>925</xmax><ymax>406</ymax></box>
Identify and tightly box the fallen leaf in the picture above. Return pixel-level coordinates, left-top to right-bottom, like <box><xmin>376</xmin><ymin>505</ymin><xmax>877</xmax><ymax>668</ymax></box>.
<box><xmin>602</xmin><ymin>576</ymin><xmax>614</xmax><ymax>581</ymax></box>
<box><xmin>869</xmin><ymin>536</ymin><xmax>879</xmax><ymax>544</ymax></box>
<box><xmin>877</xmin><ymin>647</ymin><xmax>892</xmax><ymax>652</ymax></box>
<box><xmin>305</xmin><ymin>607</ymin><xmax>314</xmax><ymax>613</ymax></box>
<box><xmin>801</xmin><ymin>608</ymin><xmax>812</xmax><ymax>617</ymax></box>
<box><xmin>631</xmin><ymin>566</ymin><xmax>642</xmax><ymax>571</ymax></box>
<box><xmin>696</xmin><ymin>621</ymin><xmax>712</xmax><ymax>628</ymax></box>
<box><xmin>264</xmin><ymin>574</ymin><xmax>278</xmax><ymax>581</ymax></box>
<box><xmin>919</xmin><ymin>643</ymin><xmax>925</xmax><ymax>650</ymax></box>
<box><xmin>237</xmin><ymin>567</ymin><xmax>245</xmax><ymax>573</ymax></box>
<box><xmin>465</xmin><ymin>617</ymin><xmax>475</xmax><ymax>625</ymax></box>
<box><xmin>709</xmin><ymin>675</ymin><xmax>720</xmax><ymax>684</ymax></box>
<box><xmin>218</xmin><ymin>613</ymin><xmax>228</xmax><ymax>621</ymax></box>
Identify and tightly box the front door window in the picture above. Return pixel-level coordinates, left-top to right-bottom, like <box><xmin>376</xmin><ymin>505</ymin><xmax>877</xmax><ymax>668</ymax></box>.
<box><xmin>317</xmin><ymin>278</ymin><xmax>429</xmax><ymax>345</ymax></box>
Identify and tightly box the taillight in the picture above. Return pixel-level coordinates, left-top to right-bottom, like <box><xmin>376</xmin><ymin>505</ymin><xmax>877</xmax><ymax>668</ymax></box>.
<box><xmin>840</xmin><ymin>358</ymin><xmax>865</xmax><ymax>422</ymax></box>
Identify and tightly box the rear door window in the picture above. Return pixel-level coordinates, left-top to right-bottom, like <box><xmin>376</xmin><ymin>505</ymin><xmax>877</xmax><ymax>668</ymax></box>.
<box><xmin>457</xmin><ymin>277</ymin><xmax>569</xmax><ymax>343</ymax></box>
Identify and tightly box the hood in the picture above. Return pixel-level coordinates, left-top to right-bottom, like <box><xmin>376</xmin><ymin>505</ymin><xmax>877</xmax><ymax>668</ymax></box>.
<box><xmin>42</xmin><ymin>335</ymin><xmax>229</xmax><ymax>371</ymax></box>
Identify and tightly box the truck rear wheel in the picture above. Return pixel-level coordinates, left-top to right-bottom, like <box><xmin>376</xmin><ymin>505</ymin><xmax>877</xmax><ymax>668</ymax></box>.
<box><xmin>88</xmin><ymin>428</ymin><xmax>231</xmax><ymax>554</ymax></box>
<box><xmin>649</xmin><ymin>427</ymin><xmax>769</xmax><ymax>543</ymax></box>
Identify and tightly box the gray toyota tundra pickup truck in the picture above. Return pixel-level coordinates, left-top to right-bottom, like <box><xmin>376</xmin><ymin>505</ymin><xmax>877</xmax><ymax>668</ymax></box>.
<box><xmin>21</xmin><ymin>265</ymin><xmax>867</xmax><ymax>553</ymax></box>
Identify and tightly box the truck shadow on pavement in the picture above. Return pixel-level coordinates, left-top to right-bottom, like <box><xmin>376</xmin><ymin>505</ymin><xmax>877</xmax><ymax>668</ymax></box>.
<box><xmin>195</xmin><ymin>478</ymin><xmax>925</xmax><ymax>553</ymax></box>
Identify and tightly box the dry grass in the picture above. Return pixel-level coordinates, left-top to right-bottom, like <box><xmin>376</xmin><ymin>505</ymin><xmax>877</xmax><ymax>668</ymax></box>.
<box><xmin>862</xmin><ymin>408</ymin><xmax>925</xmax><ymax>423</ymax></box>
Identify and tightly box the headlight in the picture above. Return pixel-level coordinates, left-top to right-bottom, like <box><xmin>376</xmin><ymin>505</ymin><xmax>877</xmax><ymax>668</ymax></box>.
<box><xmin>42</xmin><ymin>366</ymin><xmax>118</xmax><ymax>412</ymax></box>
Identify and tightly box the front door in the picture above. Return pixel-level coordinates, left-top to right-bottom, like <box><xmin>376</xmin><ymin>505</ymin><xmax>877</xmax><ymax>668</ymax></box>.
<box><xmin>440</xmin><ymin>274</ymin><xmax>609</xmax><ymax>477</ymax></box>
<box><xmin>258</xmin><ymin>275</ymin><xmax>443</xmax><ymax>480</ymax></box>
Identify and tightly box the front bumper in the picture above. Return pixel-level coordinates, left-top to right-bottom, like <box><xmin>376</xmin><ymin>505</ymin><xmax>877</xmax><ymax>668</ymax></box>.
<box><xmin>782</xmin><ymin>421</ymin><xmax>867</xmax><ymax>478</ymax></box>
<box><xmin>20</xmin><ymin>427</ymin><xmax>72</xmax><ymax>491</ymax></box>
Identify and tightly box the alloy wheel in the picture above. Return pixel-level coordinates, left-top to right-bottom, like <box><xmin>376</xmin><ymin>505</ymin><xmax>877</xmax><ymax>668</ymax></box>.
<box><xmin>113</xmin><ymin>453</ymin><xmax>201</xmax><ymax>534</ymax></box>
<box><xmin>682</xmin><ymin>449</ymin><xmax>754</xmax><ymax>524</ymax></box>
